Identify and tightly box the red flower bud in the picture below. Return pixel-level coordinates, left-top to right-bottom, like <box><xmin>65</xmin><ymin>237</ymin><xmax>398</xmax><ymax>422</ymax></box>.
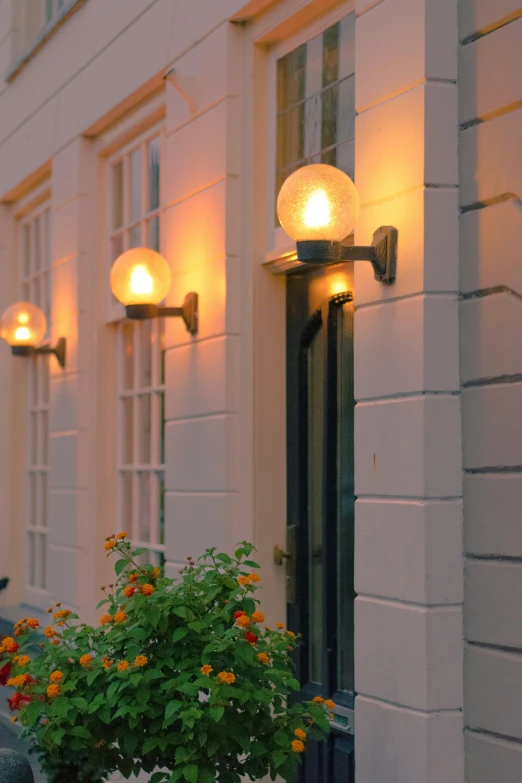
<box><xmin>245</xmin><ymin>631</ymin><xmax>259</xmax><ymax>645</ymax></box>
<box><xmin>234</xmin><ymin>611</ymin><xmax>245</xmax><ymax>620</ymax></box>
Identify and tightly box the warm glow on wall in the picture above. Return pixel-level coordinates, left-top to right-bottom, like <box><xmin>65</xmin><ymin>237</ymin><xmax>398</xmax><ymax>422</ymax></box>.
<box><xmin>110</xmin><ymin>248</ymin><xmax>172</xmax><ymax>307</ymax></box>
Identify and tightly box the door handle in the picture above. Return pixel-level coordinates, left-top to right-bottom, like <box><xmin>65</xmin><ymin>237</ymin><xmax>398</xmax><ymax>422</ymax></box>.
<box><xmin>274</xmin><ymin>526</ymin><xmax>297</xmax><ymax>604</ymax></box>
<box><xmin>273</xmin><ymin>545</ymin><xmax>290</xmax><ymax>566</ymax></box>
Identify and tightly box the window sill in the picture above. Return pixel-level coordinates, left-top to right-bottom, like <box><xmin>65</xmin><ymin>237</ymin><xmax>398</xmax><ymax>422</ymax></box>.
<box><xmin>6</xmin><ymin>0</ymin><xmax>87</xmax><ymax>83</ymax></box>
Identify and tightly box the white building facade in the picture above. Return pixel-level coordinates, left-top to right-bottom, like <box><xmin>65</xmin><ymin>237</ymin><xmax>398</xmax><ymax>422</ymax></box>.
<box><xmin>0</xmin><ymin>0</ymin><xmax>520</xmax><ymax>781</ymax></box>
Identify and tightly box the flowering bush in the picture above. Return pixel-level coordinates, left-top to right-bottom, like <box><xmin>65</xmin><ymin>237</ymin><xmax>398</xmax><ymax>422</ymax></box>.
<box><xmin>0</xmin><ymin>539</ymin><xmax>332</xmax><ymax>782</ymax></box>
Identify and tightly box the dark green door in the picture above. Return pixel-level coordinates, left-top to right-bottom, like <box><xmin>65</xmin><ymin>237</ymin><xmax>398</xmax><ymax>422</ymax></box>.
<box><xmin>286</xmin><ymin>261</ymin><xmax>355</xmax><ymax>782</ymax></box>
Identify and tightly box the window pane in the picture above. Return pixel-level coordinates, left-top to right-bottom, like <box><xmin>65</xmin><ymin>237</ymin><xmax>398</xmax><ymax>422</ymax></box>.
<box><xmin>159</xmin><ymin>392</ymin><xmax>165</xmax><ymax>464</ymax></box>
<box><xmin>277</xmin><ymin>44</ymin><xmax>306</xmax><ymax>112</ymax></box>
<box><xmin>30</xmin><ymin>413</ymin><xmax>38</xmax><ymax>466</ymax></box>
<box><xmin>304</xmin><ymin>94</ymin><xmax>322</xmax><ymax>159</ymax></box>
<box><xmin>321</xmin><ymin>147</ymin><xmax>337</xmax><ymax>167</ymax></box>
<box><xmin>41</xmin><ymin>356</ymin><xmax>50</xmax><ymax>405</ymax></box>
<box><xmin>33</xmin><ymin>277</ymin><xmax>41</xmax><ymax>309</ymax></box>
<box><xmin>39</xmin><ymin>534</ymin><xmax>47</xmax><ymax>590</ymax></box>
<box><xmin>277</xmin><ymin>104</ymin><xmax>304</xmax><ymax>172</ymax></box>
<box><xmin>139</xmin><ymin>394</ymin><xmax>151</xmax><ymax>464</ymax></box>
<box><xmin>23</xmin><ymin>224</ymin><xmax>31</xmax><ymax>277</ymax></box>
<box><xmin>322</xmin><ymin>23</ymin><xmax>339</xmax><ymax>87</ymax></box>
<box><xmin>41</xmin><ymin>474</ymin><xmax>48</xmax><ymax>528</ymax></box>
<box><xmin>45</xmin><ymin>208</ymin><xmax>51</xmax><ymax>270</ymax></box>
<box><xmin>122</xmin><ymin>398</ymin><xmax>133</xmax><ymax>464</ymax></box>
<box><xmin>34</xmin><ymin>217</ymin><xmax>41</xmax><ymax>271</ymax></box>
<box><xmin>307</xmin><ymin>327</ymin><xmax>324</xmax><ymax>684</ymax></box>
<box><xmin>112</xmin><ymin>233</ymin><xmax>124</xmax><ymax>262</ymax></box>
<box><xmin>138</xmin><ymin>473</ymin><xmax>151</xmax><ymax>543</ymax></box>
<box><xmin>130</xmin><ymin>148</ymin><xmax>142</xmax><ymax>222</ymax></box>
<box><xmin>148</xmin><ymin>216</ymin><xmax>160</xmax><ymax>253</ymax></box>
<box><xmin>40</xmin><ymin>411</ymin><xmax>48</xmax><ymax>465</ymax></box>
<box><xmin>29</xmin><ymin>473</ymin><xmax>37</xmax><ymax>528</ymax></box>
<box><xmin>159</xmin><ymin>472</ymin><xmax>165</xmax><ymax>545</ymax></box>
<box><xmin>321</xmin><ymin>84</ymin><xmax>338</xmax><ymax>151</ymax></box>
<box><xmin>123</xmin><ymin>323</ymin><xmax>134</xmax><ymax>390</ymax></box>
<box><xmin>43</xmin><ymin>272</ymin><xmax>51</xmax><ymax>328</ymax></box>
<box><xmin>122</xmin><ymin>472</ymin><xmax>133</xmax><ymax>531</ymax></box>
<box><xmin>113</xmin><ymin>162</ymin><xmax>124</xmax><ymax>229</ymax></box>
<box><xmin>139</xmin><ymin>321</ymin><xmax>152</xmax><ymax>388</ymax></box>
<box><xmin>129</xmin><ymin>224</ymin><xmax>142</xmax><ymax>248</ymax></box>
<box><xmin>28</xmin><ymin>533</ymin><xmax>36</xmax><ymax>586</ymax></box>
<box><xmin>46</xmin><ymin>0</ymin><xmax>53</xmax><ymax>23</ymax></box>
<box><xmin>149</xmin><ymin>137</ymin><xmax>161</xmax><ymax>212</ymax></box>
<box><xmin>338</xmin><ymin>76</ymin><xmax>355</xmax><ymax>144</ymax></box>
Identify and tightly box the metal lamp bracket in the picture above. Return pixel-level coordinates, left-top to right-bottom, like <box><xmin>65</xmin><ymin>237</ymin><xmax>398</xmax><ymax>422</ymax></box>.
<box><xmin>125</xmin><ymin>292</ymin><xmax>198</xmax><ymax>334</ymax></box>
<box><xmin>11</xmin><ymin>337</ymin><xmax>67</xmax><ymax>368</ymax></box>
<box><xmin>296</xmin><ymin>226</ymin><xmax>398</xmax><ymax>284</ymax></box>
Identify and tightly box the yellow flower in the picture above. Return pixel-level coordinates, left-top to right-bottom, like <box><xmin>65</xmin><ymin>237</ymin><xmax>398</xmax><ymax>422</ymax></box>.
<box><xmin>113</xmin><ymin>611</ymin><xmax>127</xmax><ymax>624</ymax></box>
<box><xmin>237</xmin><ymin>575</ymin><xmax>250</xmax><ymax>586</ymax></box>
<box><xmin>200</xmin><ymin>665</ymin><xmax>213</xmax><ymax>676</ymax></box>
<box><xmin>100</xmin><ymin>614</ymin><xmax>112</xmax><ymax>626</ymax></box>
<box><xmin>236</xmin><ymin>615</ymin><xmax>250</xmax><ymax>628</ymax></box>
<box><xmin>44</xmin><ymin>626</ymin><xmax>56</xmax><ymax>638</ymax></box>
<box><xmin>47</xmin><ymin>684</ymin><xmax>60</xmax><ymax>698</ymax></box>
<box><xmin>153</xmin><ymin>567</ymin><xmax>161</xmax><ymax>578</ymax></box>
<box><xmin>134</xmin><ymin>656</ymin><xmax>148</xmax><ymax>668</ymax></box>
<box><xmin>291</xmin><ymin>740</ymin><xmax>305</xmax><ymax>753</ymax></box>
<box><xmin>26</xmin><ymin>618</ymin><xmax>39</xmax><ymax>629</ymax></box>
<box><xmin>294</xmin><ymin>728</ymin><xmax>307</xmax><ymax>740</ymax></box>
<box><xmin>276</xmin><ymin>622</ymin><xmax>285</xmax><ymax>629</ymax></box>
<box><xmin>140</xmin><ymin>584</ymin><xmax>155</xmax><ymax>596</ymax></box>
<box><xmin>257</xmin><ymin>653</ymin><xmax>269</xmax><ymax>665</ymax></box>
<box><xmin>324</xmin><ymin>699</ymin><xmax>336</xmax><ymax>709</ymax></box>
<box><xmin>49</xmin><ymin>670</ymin><xmax>63</xmax><ymax>682</ymax></box>
<box><xmin>102</xmin><ymin>657</ymin><xmax>113</xmax><ymax>670</ymax></box>
<box><xmin>104</xmin><ymin>540</ymin><xmax>117</xmax><ymax>550</ymax></box>
<box><xmin>250</xmin><ymin>574</ymin><xmax>261</xmax><ymax>583</ymax></box>
<box><xmin>79</xmin><ymin>654</ymin><xmax>93</xmax><ymax>667</ymax></box>
<box><xmin>287</xmin><ymin>631</ymin><xmax>297</xmax><ymax>640</ymax></box>
<box><xmin>117</xmin><ymin>661</ymin><xmax>130</xmax><ymax>672</ymax></box>
<box><xmin>312</xmin><ymin>696</ymin><xmax>324</xmax><ymax>704</ymax></box>
<box><xmin>252</xmin><ymin>611</ymin><xmax>265</xmax><ymax>624</ymax></box>
<box><xmin>13</xmin><ymin>656</ymin><xmax>30</xmax><ymax>667</ymax></box>
<box><xmin>7</xmin><ymin>675</ymin><xmax>29</xmax><ymax>687</ymax></box>
<box><xmin>116</xmin><ymin>532</ymin><xmax>127</xmax><ymax>539</ymax></box>
<box><xmin>217</xmin><ymin>671</ymin><xmax>236</xmax><ymax>684</ymax></box>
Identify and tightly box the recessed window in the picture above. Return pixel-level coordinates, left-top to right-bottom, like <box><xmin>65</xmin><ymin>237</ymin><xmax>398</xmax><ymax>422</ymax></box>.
<box><xmin>275</xmin><ymin>15</ymin><xmax>355</xmax><ymax>223</ymax></box>
<box><xmin>19</xmin><ymin>203</ymin><xmax>52</xmax><ymax>592</ymax></box>
<box><xmin>109</xmin><ymin>130</ymin><xmax>166</xmax><ymax>566</ymax></box>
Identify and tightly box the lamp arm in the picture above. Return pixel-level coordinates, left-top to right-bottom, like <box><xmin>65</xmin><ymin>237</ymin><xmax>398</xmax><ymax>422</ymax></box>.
<box><xmin>340</xmin><ymin>226</ymin><xmax>397</xmax><ymax>283</ymax></box>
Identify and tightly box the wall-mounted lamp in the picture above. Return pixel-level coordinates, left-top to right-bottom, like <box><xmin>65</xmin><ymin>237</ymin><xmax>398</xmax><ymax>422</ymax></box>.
<box><xmin>110</xmin><ymin>248</ymin><xmax>198</xmax><ymax>333</ymax></box>
<box><xmin>0</xmin><ymin>302</ymin><xmax>66</xmax><ymax>368</ymax></box>
<box><xmin>277</xmin><ymin>164</ymin><xmax>398</xmax><ymax>284</ymax></box>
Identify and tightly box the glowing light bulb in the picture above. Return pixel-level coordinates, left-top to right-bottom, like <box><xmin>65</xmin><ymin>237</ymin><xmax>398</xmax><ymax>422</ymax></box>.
<box><xmin>277</xmin><ymin>163</ymin><xmax>360</xmax><ymax>242</ymax></box>
<box><xmin>130</xmin><ymin>265</ymin><xmax>154</xmax><ymax>296</ymax></box>
<box><xmin>0</xmin><ymin>302</ymin><xmax>47</xmax><ymax>347</ymax></box>
<box><xmin>110</xmin><ymin>248</ymin><xmax>172</xmax><ymax>306</ymax></box>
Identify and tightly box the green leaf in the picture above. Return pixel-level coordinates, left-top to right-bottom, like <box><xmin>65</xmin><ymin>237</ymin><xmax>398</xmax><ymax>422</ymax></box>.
<box><xmin>206</xmin><ymin>738</ymin><xmax>219</xmax><ymax>757</ymax></box>
<box><xmin>198</xmin><ymin>770</ymin><xmax>215</xmax><ymax>783</ymax></box>
<box><xmin>165</xmin><ymin>700</ymin><xmax>183</xmax><ymax>720</ymax></box>
<box><xmin>70</xmin><ymin>725</ymin><xmax>92</xmax><ymax>739</ymax></box>
<box><xmin>209</xmin><ymin>705</ymin><xmax>224</xmax><ymax>722</ymax></box>
<box><xmin>70</xmin><ymin>697</ymin><xmax>88</xmax><ymax>710</ymax></box>
<box><xmin>251</xmin><ymin>741</ymin><xmax>265</xmax><ymax>758</ymax></box>
<box><xmin>115</xmin><ymin>558</ymin><xmax>128</xmax><ymax>576</ymax></box>
<box><xmin>142</xmin><ymin>736</ymin><xmax>159</xmax><ymax>754</ymax></box>
<box><xmin>172</xmin><ymin>627</ymin><xmax>189</xmax><ymax>643</ymax></box>
<box><xmin>150</xmin><ymin>774</ymin><xmax>169</xmax><ymax>783</ymax></box>
<box><xmin>96</xmin><ymin>599</ymin><xmax>110</xmax><ymax>610</ymax></box>
<box><xmin>273</xmin><ymin>750</ymin><xmax>287</xmax><ymax>769</ymax></box>
<box><xmin>129</xmin><ymin>626</ymin><xmax>148</xmax><ymax>639</ymax></box>
<box><xmin>51</xmin><ymin>729</ymin><xmax>65</xmax><ymax>744</ymax></box>
<box><xmin>148</xmin><ymin>606</ymin><xmax>161</xmax><ymax>628</ymax></box>
<box><xmin>183</xmin><ymin>764</ymin><xmax>198</xmax><ymax>783</ymax></box>
<box><xmin>137</xmin><ymin>687</ymin><xmax>150</xmax><ymax>705</ymax></box>
<box><xmin>274</xmin><ymin>730</ymin><xmax>288</xmax><ymax>747</ymax></box>
<box><xmin>287</xmin><ymin>678</ymin><xmax>300</xmax><ymax>691</ymax></box>
<box><xmin>86</xmin><ymin>669</ymin><xmax>101</xmax><ymax>686</ymax></box>
<box><xmin>173</xmin><ymin>606</ymin><xmax>188</xmax><ymax>618</ymax></box>
<box><xmin>243</xmin><ymin>560</ymin><xmax>261</xmax><ymax>568</ymax></box>
<box><xmin>132</xmin><ymin>547</ymin><xmax>148</xmax><ymax>556</ymax></box>
<box><xmin>216</xmin><ymin>553</ymin><xmax>232</xmax><ymax>563</ymax></box>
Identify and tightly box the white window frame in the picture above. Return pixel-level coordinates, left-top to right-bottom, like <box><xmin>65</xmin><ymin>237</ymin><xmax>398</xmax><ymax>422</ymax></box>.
<box><xmin>105</xmin><ymin>123</ymin><xmax>167</xmax><ymax>565</ymax></box>
<box><xmin>265</xmin><ymin>1</ymin><xmax>355</xmax><ymax>261</ymax></box>
<box><xmin>17</xmin><ymin>197</ymin><xmax>52</xmax><ymax>604</ymax></box>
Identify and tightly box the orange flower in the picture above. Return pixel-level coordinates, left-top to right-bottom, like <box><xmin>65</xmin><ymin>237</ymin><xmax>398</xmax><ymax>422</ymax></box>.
<box><xmin>291</xmin><ymin>740</ymin><xmax>305</xmax><ymax>753</ymax></box>
<box><xmin>114</xmin><ymin>611</ymin><xmax>127</xmax><ymax>624</ymax></box>
<box><xmin>236</xmin><ymin>615</ymin><xmax>250</xmax><ymax>628</ymax></box>
<box><xmin>44</xmin><ymin>626</ymin><xmax>56</xmax><ymax>638</ymax></box>
<box><xmin>14</xmin><ymin>628</ymin><xmax>22</xmax><ymax>637</ymax></box>
<box><xmin>117</xmin><ymin>661</ymin><xmax>129</xmax><ymax>672</ymax></box>
<box><xmin>153</xmin><ymin>567</ymin><xmax>161</xmax><ymax>578</ymax></box>
<box><xmin>134</xmin><ymin>656</ymin><xmax>148</xmax><ymax>668</ymax></box>
<box><xmin>100</xmin><ymin>614</ymin><xmax>112</xmax><ymax>626</ymax></box>
<box><xmin>312</xmin><ymin>696</ymin><xmax>324</xmax><ymax>704</ymax></box>
<box><xmin>104</xmin><ymin>540</ymin><xmax>117</xmax><ymax>550</ymax></box>
<box><xmin>46</xmin><ymin>607</ymin><xmax>53</xmax><ymax>614</ymax></box>
<box><xmin>13</xmin><ymin>656</ymin><xmax>30</xmax><ymax>667</ymax></box>
<box><xmin>129</xmin><ymin>574</ymin><xmax>139</xmax><ymax>583</ymax></box>
<box><xmin>102</xmin><ymin>658</ymin><xmax>113</xmax><ymax>669</ymax></box>
<box><xmin>79</xmin><ymin>654</ymin><xmax>93</xmax><ymax>667</ymax></box>
<box><xmin>324</xmin><ymin>699</ymin><xmax>336</xmax><ymax>709</ymax></box>
<box><xmin>257</xmin><ymin>653</ymin><xmax>269</xmax><ymax>665</ymax></box>
<box><xmin>275</xmin><ymin>623</ymin><xmax>285</xmax><ymax>630</ymax></box>
<box><xmin>116</xmin><ymin>532</ymin><xmax>127</xmax><ymax>539</ymax></box>
<box><xmin>56</xmin><ymin>621</ymin><xmax>65</xmax><ymax>627</ymax></box>
<box><xmin>7</xmin><ymin>675</ymin><xmax>30</xmax><ymax>687</ymax></box>
<box><xmin>50</xmin><ymin>670</ymin><xmax>63</xmax><ymax>682</ymax></box>
<box><xmin>252</xmin><ymin>611</ymin><xmax>265</xmax><ymax>624</ymax></box>
<box><xmin>26</xmin><ymin>618</ymin><xmax>39</xmax><ymax>629</ymax></box>
<box><xmin>47</xmin><ymin>684</ymin><xmax>60</xmax><ymax>699</ymax></box>
<box><xmin>11</xmin><ymin>716</ymin><xmax>18</xmax><ymax>723</ymax></box>
<box><xmin>250</xmin><ymin>574</ymin><xmax>261</xmax><ymax>583</ymax></box>
<box><xmin>294</xmin><ymin>728</ymin><xmax>307</xmax><ymax>740</ymax></box>
<box><xmin>200</xmin><ymin>665</ymin><xmax>213</xmax><ymax>676</ymax></box>
<box><xmin>237</xmin><ymin>575</ymin><xmax>250</xmax><ymax>586</ymax></box>
<box><xmin>1</xmin><ymin>637</ymin><xmax>19</xmax><ymax>653</ymax></box>
<box><xmin>139</xmin><ymin>584</ymin><xmax>155</xmax><ymax>596</ymax></box>
<box><xmin>217</xmin><ymin>671</ymin><xmax>236</xmax><ymax>685</ymax></box>
<box><xmin>287</xmin><ymin>631</ymin><xmax>297</xmax><ymax>640</ymax></box>
<box><xmin>50</xmin><ymin>639</ymin><xmax>60</xmax><ymax>645</ymax></box>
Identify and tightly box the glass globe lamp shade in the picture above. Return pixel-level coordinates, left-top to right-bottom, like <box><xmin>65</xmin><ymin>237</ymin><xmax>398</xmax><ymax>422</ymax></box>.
<box><xmin>110</xmin><ymin>248</ymin><xmax>172</xmax><ymax>306</ymax></box>
<box><xmin>0</xmin><ymin>302</ymin><xmax>47</xmax><ymax>347</ymax></box>
<box><xmin>276</xmin><ymin>163</ymin><xmax>360</xmax><ymax>242</ymax></box>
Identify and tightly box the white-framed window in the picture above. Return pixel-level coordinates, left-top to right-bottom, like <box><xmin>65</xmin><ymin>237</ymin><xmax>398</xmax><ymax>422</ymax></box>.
<box><xmin>108</xmin><ymin>127</ymin><xmax>166</xmax><ymax>566</ymax></box>
<box><xmin>267</xmin><ymin>5</ymin><xmax>356</xmax><ymax>256</ymax></box>
<box><xmin>45</xmin><ymin>0</ymin><xmax>65</xmax><ymax>25</ymax></box>
<box><xmin>19</xmin><ymin>202</ymin><xmax>52</xmax><ymax>594</ymax></box>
